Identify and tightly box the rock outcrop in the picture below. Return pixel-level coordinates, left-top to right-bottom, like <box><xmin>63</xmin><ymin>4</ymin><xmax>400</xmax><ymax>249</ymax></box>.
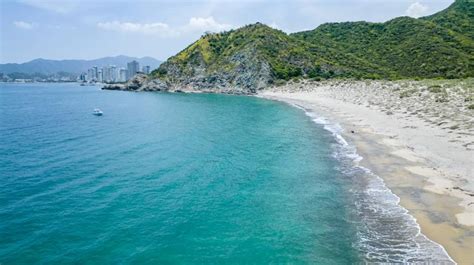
<box><xmin>102</xmin><ymin>74</ymin><xmax>170</xmax><ymax>92</ymax></box>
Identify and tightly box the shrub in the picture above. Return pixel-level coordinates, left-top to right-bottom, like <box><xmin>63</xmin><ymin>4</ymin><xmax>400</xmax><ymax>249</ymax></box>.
<box><xmin>152</xmin><ymin>67</ymin><xmax>167</xmax><ymax>77</ymax></box>
<box><xmin>274</xmin><ymin>79</ymin><xmax>287</xmax><ymax>86</ymax></box>
<box><xmin>428</xmin><ymin>85</ymin><xmax>443</xmax><ymax>93</ymax></box>
<box><xmin>400</xmin><ymin>88</ymin><xmax>417</xmax><ymax>98</ymax></box>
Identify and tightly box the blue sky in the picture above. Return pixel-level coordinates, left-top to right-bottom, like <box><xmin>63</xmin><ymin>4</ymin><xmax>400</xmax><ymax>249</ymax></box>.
<box><xmin>0</xmin><ymin>0</ymin><xmax>454</xmax><ymax>63</ymax></box>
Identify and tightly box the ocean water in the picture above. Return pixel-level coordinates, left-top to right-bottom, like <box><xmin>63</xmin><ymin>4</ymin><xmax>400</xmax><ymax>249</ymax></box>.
<box><xmin>0</xmin><ymin>83</ymin><xmax>452</xmax><ymax>264</ymax></box>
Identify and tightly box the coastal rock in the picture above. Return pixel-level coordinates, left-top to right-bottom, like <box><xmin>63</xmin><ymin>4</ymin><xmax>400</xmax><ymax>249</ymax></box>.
<box><xmin>141</xmin><ymin>78</ymin><xmax>169</xmax><ymax>91</ymax></box>
<box><xmin>102</xmin><ymin>83</ymin><xmax>126</xmax><ymax>90</ymax></box>
<box><xmin>102</xmin><ymin>74</ymin><xmax>170</xmax><ymax>92</ymax></box>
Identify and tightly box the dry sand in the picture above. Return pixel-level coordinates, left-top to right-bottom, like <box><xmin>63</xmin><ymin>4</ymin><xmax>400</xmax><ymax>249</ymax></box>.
<box><xmin>259</xmin><ymin>79</ymin><xmax>474</xmax><ymax>264</ymax></box>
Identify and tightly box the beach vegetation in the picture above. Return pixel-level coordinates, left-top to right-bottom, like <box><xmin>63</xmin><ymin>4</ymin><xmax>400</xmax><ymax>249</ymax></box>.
<box><xmin>400</xmin><ymin>88</ymin><xmax>418</xmax><ymax>98</ymax></box>
<box><xmin>428</xmin><ymin>85</ymin><xmax>444</xmax><ymax>93</ymax></box>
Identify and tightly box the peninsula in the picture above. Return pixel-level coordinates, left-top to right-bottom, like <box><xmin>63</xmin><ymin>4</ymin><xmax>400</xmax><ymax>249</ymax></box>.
<box><xmin>104</xmin><ymin>0</ymin><xmax>472</xmax><ymax>93</ymax></box>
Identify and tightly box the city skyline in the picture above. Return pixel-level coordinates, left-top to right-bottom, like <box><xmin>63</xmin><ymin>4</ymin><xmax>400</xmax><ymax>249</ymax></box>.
<box><xmin>0</xmin><ymin>59</ymin><xmax>152</xmax><ymax>83</ymax></box>
<box><xmin>1</xmin><ymin>0</ymin><xmax>454</xmax><ymax>63</ymax></box>
<box><xmin>81</xmin><ymin>60</ymin><xmax>151</xmax><ymax>83</ymax></box>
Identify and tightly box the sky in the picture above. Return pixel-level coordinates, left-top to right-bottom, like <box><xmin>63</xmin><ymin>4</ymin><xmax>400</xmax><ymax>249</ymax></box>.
<box><xmin>0</xmin><ymin>0</ymin><xmax>455</xmax><ymax>63</ymax></box>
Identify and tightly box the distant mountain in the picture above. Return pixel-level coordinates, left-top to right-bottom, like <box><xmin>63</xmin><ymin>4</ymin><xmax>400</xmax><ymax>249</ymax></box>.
<box><xmin>0</xmin><ymin>55</ymin><xmax>162</xmax><ymax>75</ymax></box>
<box><xmin>151</xmin><ymin>0</ymin><xmax>473</xmax><ymax>91</ymax></box>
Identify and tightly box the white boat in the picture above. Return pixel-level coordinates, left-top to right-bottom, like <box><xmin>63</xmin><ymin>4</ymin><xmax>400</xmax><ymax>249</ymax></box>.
<box><xmin>93</xmin><ymin>108</ymin><xmax>103</xmax><ymax>116</ymax></box>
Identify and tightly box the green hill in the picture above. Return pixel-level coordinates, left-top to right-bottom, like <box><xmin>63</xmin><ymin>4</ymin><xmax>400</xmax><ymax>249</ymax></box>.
<box><xmin>424</xmin><ymin>0</ymin><xmax>474</xmax><ymax>39</ymax></box>
<box><xmin>151</xmin><ymin>0</ymin><xmax>473</xmax><ymax>90</ymax></box>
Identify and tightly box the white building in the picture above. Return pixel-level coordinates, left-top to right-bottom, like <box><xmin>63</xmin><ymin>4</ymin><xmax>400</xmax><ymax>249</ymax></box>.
<box><xmin>93</xmin><ymin>66</ymin><xmax>98</xmax><ymax>80</ymax></box>
<box><xmin>85</xmin><ymin>63</ymin><xmax>135</xmax><ymax>83</ymax></box>
<box><xmin>102</xmin><ymin>67</ymin><xmax>109</xmax><ymax>82</ymax></box>
<box><xmin>86</xmin><ymin>66</ymin><xmax>99</xmax><ymax>82</ymax></box>
<box><xmin>118</xmin><ymin>68</ymin><xmax>127</xmax><ymax>82</ymax></box>
<box><xmin>110</xmin><ymin>65</ymin><xmax>117</xmax><ymax>82</ymax></box>
<box><xmin>102</xmin><ymin>65</ymin><xmax>116</xmax><ymax>83</ymax></box>
<box><xmin>97</xmin><ymin>69</ymin><xmax>103</xmax><ymax>82</ymax></box>
<box><xmin>87</xmin><ymin>69</ymin><xmax>95</xmax><ymax>81</ymax></box>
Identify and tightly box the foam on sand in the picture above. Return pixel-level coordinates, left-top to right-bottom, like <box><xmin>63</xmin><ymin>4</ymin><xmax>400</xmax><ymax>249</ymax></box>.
<box><xmin>288</xmin><ymin>101</ymin><xmax>454</xmax><ymax>263</ymax></box>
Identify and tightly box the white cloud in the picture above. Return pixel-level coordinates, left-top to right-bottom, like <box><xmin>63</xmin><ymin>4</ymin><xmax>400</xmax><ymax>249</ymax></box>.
<box><xmin>406</xmin><ymin>2</ymin><xmax>429</xmax><ymax>18</ymax></box>
<box><xmin>19</xmin><ymin>0</ymin><xmax>78</xmax><ymax>14</ymax></box>
<box><xmin>186</xmin><ymin>17</ymin><xmax>232</xmax><ymax>32</ymax></box>
<box><xmin>269</xmin><ymin>21</ymin><xmax>285</xmax><ymax>31</ymax></box>
<box><xmin>13</xmin><ymin>21</ymin><xmax>36</xmax><ymax>30</ymax></box>
<box><xmin>97</xmin><ymin>21</ymin><xmax>178</xmax><ymax>37</ymax></box>
<box><xmin>97</xmin><ymin>17</ymin><xmax>233</xmax><ymax>37</ymax></box>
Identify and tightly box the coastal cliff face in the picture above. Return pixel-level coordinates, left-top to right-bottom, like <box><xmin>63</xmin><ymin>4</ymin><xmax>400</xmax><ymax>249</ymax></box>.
<box><xmin>158</xmin><ymin>44</ymin><xmax>272</xmax><ymax>93</ymax></box>
<box><xmin>152</xmin><ymin>23</ymin><xmax>300</xmax><ymax>92</ymax></box>
<box><xmin>104</xmin><ymin>0</ymin><xmax>473</xmax><ymax>93</ymax></box>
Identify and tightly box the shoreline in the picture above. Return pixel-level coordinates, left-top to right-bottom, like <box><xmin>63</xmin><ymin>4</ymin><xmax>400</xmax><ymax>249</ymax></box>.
<box><xmin>258</xmin><ymin>83</ymin><xmax>473</xmax><ymax>264</ymax></box>
<box><xmin>101</xmin><ymin>79</ymin><xmax>473</xmax><ymax>262</ymax></box>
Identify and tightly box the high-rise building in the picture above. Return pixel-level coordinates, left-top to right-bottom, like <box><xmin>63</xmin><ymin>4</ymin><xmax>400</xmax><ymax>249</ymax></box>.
<box><xmin>102</xmin><ymin>66</ymin><xmax>110</xmax><ymax>82</ymax></box>
<box><xmin>85</xmin><ymin>63</ymin><xmax>137</xmax><ymax>83</ymax></box>
<box><xmin>142</xmin><ymin>65</ymin><xmax>151</xmax><ymax>74</ymax></box>
<box><xmin>86</xmin><ymin>66</ymin><xmax>99</xmax><ymax>81</ymax></box>
<box><xmin>127</xmin><ymin>60</ymin><xmax>140</xmax><ymax>80</ymax></box>
<box><xmin>97</xmin><ymin>69</ymin><xmax>103</xmax><ymax>82</ymax></box>
<box><xmin>87</xmin><ymin>68</ymin><xmax>94</xmax><ymax>82</ymax></box>
<box><xmin>93</xmin><ymin>66</ymin><xmax>98</xmax><ymax>80</ymax></box>
<box><xmin>118</xmin><ymin>68</ymin><xmax>127</xmax><ymax>82</ymax></box>
<box><xmin>102</xmin><ymin>65</ymin><xmax>116</xmax><ymax>82</ymax></box>
<box><xmin>110</xmin><ymin>65</ymin><xmax>117</xmax><ymax>82</ymax></box>
<box><xmin>79</xmin><ymin>73</ymin><xmax>87</xmax><ymax>82</ymax></box>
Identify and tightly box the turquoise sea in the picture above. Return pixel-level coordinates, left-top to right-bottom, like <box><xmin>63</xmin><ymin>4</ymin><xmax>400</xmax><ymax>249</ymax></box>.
<box><xmin>0</xmin><ymin>83</ymin><xmax>452</xmax><ymax>264</ymax></box>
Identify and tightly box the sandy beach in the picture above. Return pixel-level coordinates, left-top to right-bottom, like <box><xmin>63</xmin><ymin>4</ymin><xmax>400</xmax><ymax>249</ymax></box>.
<box><xmin>260</xmin><ymin>79</ymin><xmax>474</xmax><ymax>264</ymax></box>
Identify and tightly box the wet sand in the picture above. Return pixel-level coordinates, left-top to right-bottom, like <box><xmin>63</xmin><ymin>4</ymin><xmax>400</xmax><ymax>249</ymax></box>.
<box><xmin>260</xmin><ymin>82</ymin><xmax>474</xmax><ymax>264</ymax></box>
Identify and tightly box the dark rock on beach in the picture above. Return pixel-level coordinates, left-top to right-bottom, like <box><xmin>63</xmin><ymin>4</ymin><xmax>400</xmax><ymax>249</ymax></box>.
<box><xmin>102</xmin><ymin>74</ymin><xmax>170</xmax><ymax>92</ymax></box>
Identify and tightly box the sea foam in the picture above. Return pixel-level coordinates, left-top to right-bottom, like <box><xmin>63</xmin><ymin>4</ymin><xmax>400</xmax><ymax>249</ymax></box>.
<box><xmin>291</xmin><ymin>102</ymin><xmax>455</xmax><ymax>264</ymax></box>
